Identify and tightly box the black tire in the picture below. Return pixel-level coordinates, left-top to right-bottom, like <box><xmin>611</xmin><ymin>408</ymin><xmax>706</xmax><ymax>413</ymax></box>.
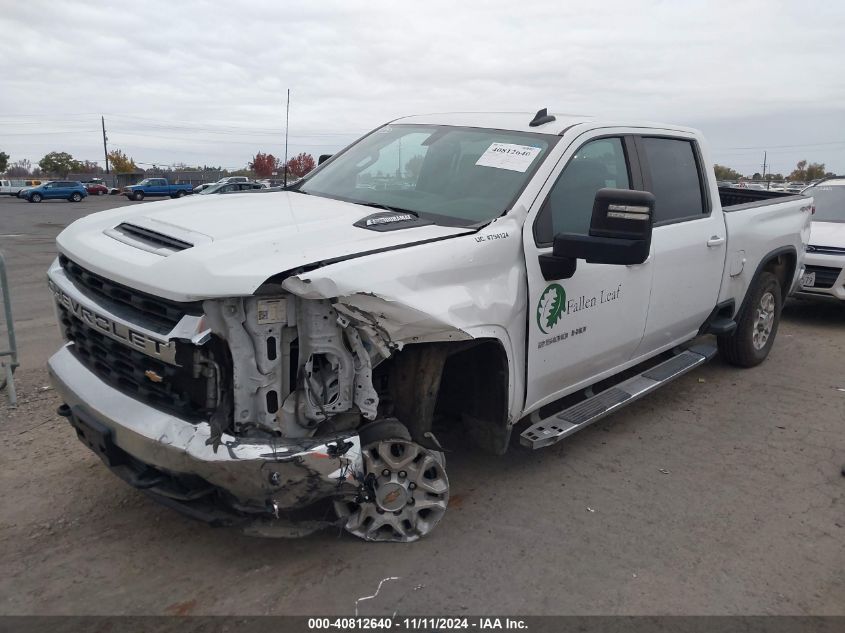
<box><xmin>718</xmin><ymin>271</ymin><xmax>782</xmax><ymax>367</ymax></box>
<box><xmin>70</xmin><ymin>192</ymin><xmax>82</xmax><ymax>202</ymax></box>
<box><xmin>30</xmin><ymin>193</ymin><xmax>42</xmax><ymax>203</ymax></box>
<box><xmin>98</xmin><ymin>190</ymin><xmax>105</xmax><ymax>195</ymax></box>
<box><xmin>176</xmin><ymin>190</ymin><xmax>185</xmax><ymax>198</ymax></box>
<box><xmin>358</xmin><ymin>418</ymin><xmax>412</xmax><ymax>446</ymax></box>
<box><xmin>132</xmin><ymin>191</ymin><xmax>144</xmax><ymax>201</ymax></box>
<box><xmin>357</xmin><ymin>418</ymin><xmax>446</xmax><ymax>468</ymax></box>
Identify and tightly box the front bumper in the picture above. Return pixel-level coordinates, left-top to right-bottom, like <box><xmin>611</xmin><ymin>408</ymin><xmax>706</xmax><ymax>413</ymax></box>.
<box><xmin>48</xmin><ymin>345</ymin><xmax>364</xmax><ymax>514</ymax></box>
<box><xmin>793</xmin><ymin>253</ymin><xmax>845</xmax><ymax>301</ymax></box>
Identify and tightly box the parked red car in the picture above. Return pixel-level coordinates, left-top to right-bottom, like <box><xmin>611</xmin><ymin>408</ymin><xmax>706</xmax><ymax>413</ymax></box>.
<box><xmin>84</xmin><ymin>182</ymin><xmax>109</xmax><ymax>195</ymax></box>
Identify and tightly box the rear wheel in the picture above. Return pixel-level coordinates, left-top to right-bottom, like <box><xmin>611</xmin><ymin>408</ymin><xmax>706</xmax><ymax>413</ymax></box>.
<box><xmin>718</xmin><ymin>271</ymin><xmax>782</xmax><ymax>367</ymax></box>
<box><xmin>334</xmin><ymin>419</ymin><xmax>449</xmax><ymax>542</ymax></box>
<box><xmin>175</xmin><ymin>190</ymin><xmax>186</xmax><ymax>198</ymax></box>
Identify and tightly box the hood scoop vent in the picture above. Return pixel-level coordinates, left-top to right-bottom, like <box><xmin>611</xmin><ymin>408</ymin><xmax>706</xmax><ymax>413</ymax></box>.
<box><xmin>105</xmin><ymin>223</ymin><xmax>194</xmax><ymax>256</ymax></box>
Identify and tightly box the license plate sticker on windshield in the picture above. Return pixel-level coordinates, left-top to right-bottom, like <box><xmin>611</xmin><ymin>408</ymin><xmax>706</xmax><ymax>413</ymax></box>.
<box><xmin>476</xmin><ymin>143</ymin><xmax>542</xmax><ymax>172</ymax></box>
<box><xmin>801</xmin><ymin>272</ymin><xmax>816</xmax><ymax>287</ymax></box>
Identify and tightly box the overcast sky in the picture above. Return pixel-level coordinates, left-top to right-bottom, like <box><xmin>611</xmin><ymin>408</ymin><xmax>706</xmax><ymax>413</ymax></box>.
<box><xmin>1</xmin><ymin>0</ymin><xmax>843</xmax><ymax>176</ymax></box>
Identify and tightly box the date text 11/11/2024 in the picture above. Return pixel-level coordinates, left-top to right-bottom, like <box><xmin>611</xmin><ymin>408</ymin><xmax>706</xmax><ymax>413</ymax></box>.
<box><xmin>307</xmin><ymin>616</ymin><xmax>528</xmax><ymax>629</ymax></box>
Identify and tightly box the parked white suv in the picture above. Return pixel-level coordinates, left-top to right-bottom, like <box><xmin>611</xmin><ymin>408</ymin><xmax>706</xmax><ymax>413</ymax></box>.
<box><xmin>796</xmin><ymin>177</ymin><xmax>845</xmax><ymax>301</ymax></box>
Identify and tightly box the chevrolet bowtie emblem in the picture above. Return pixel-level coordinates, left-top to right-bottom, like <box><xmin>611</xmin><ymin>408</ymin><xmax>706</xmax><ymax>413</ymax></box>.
<box><xmin>144</xmin><ymin>370</ymin><xmax>164</xmax><ymax>383</ymax></box>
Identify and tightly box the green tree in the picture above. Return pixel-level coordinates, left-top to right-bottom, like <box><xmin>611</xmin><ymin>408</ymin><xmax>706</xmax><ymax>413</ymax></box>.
<box><xmin>713</xmin><ymin>164</ymin><xmax>743</xmax><ymax>181</ymax></box>
<box><xmin>805</xmin><ymin>163</ymin><xmax>827</xmax><ymax>181</ymax></box>
<box><xmin>107</xmin><ymin>149</ymin><xmax>137</xmax><ymax>173</ymax></box>
<box><xmin>38</xmin><ymin>151</ymin><xmax>82</xmax><ymax>176</ymax></box>
<box><xmin>75</xmin><ymin>160</ymin><xmax>102</xmax><ymax>174</ymax></box>
<box><xmin>788</xmin><ymin>160</ymin><xmax>827</xmax><ymax>182</ymax></box>
<box><xmin>0</xmin><ymin>151</ymin><xmax>9</xmax><ymax>173</ymax></box>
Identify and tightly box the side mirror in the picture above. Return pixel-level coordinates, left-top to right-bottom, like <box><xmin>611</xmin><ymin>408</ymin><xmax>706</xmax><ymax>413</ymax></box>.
<box><xmin>539</xmin><ymin>188</ymin><xmax>655</xmax><ymax>281</ymax></box>
<box><xmin>318</xmin><ymin>154</ymin><xmax>332</xmax><ymax>165</ymax></box>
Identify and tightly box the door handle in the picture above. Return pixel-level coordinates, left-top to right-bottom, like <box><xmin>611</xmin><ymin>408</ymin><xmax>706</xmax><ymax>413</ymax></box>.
<box><xmin>707</xmin><ymin>236</ymin><xmax>725</xmax><ymax>247</ymax></box>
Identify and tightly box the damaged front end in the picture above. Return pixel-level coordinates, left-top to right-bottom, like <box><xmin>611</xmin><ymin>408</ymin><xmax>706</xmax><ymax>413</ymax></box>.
<box><xmin>48</xmin><ymin>257</ymin><xmax>452</xmax><ymax>541</ymax></box>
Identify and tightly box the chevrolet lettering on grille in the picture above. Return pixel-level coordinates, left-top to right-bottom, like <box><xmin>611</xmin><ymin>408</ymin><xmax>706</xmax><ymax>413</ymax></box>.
<box><xmin>48</xmin><ymin>279</ymin><xmax>177</xmax><ymax>364</ymax></box>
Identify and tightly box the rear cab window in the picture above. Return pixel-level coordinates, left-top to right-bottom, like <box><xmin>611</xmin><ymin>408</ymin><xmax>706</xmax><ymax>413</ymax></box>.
<box><xmin>638</xmin><ymin>137</ymin><xmax>709</xmax><ymax>224</ymax></box>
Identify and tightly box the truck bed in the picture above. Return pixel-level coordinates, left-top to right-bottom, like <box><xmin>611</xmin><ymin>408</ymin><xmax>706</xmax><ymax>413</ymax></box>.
<box><xmin>718</xmin><ymin>186</ymin><xmax>803</xmax><ymax>211</ymax></box>
<box><xmin>717</xmin><ymin>189</ymin><xmax>812</xmax><ymax>311</ymax></box>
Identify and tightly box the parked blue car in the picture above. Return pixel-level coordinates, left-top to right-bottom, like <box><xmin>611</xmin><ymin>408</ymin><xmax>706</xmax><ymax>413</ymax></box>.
<box><xmin>122</xmin><ymin>178</ymin><xmax>193</xmax><ymax>201</ymax></box>
<box><xmin>24</xmin><ymin>181</ymin><xmax>88</xmax><ymax>203</ymax></box>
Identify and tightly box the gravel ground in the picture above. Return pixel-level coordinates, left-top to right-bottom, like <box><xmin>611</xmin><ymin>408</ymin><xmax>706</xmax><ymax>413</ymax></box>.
<box><xmin>0</xmin><ymin>195</ymin><xmax>843</xmax><ymax>615</ymax></box>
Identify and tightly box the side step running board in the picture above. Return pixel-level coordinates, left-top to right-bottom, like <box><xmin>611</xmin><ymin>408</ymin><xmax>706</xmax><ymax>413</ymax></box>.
<box><xmin>520</xmin><ymin>344</ymin><xmax>717</xmax><ymax>449</ymax></box>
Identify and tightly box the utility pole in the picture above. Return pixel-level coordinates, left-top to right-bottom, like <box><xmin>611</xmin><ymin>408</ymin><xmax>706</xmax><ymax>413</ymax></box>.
<box><xmin>283</xmin><ymin>89</ymin><xmax>290</xmax><ymax>187</ymax></box>
<box><xmin>762</xmin><ymin>151</ymin><xmax>768</xmax><ymax>189</ymax></box>
<box><xmin>101</xmin><ymin>116</ymin><xmax>110</xmax><ymax>176</ymax></box>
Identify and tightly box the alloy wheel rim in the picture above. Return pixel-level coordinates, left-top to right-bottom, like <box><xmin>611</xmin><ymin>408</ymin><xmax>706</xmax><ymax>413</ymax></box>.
<box><xmin>752</xmin><ymin>291</ymin><xmax>776</xmax><ymax>350</ymax></box>
<box><xmin>334</xmin><ymin>439</ymin><xmax>449</xmax><ymax>542</ymax></box>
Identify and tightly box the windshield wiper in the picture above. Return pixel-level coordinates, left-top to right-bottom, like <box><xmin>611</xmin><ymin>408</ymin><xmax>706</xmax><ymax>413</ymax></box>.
<box><xmin>355</xmin><ymin>201</ymin><xmax>419</xmax><ymax>217</ymax></box>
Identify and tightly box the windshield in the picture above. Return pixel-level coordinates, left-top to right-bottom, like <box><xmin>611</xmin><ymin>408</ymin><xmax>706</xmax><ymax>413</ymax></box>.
<box><xmin>806</xmin><ymin>184</ymin><xmax>845</xmax><ymax>223</ymax></box>
<box><xmin>297</xmin><ymin>124</ymin><xmax>557</xmax><ymax>225</ymax></box>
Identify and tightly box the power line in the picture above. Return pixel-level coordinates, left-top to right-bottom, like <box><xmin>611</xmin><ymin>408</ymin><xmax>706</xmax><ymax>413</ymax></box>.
<box><xmin>0</xmin><ymin>113</ymin><xmax>364</xmax><ymax>137</ymax></box>
<box><xmin>0</xmin><ymin>130</ymin><xmax>100</xmax><ymax>136</ymax></box>
<box><xmin>106</xmin><ymin>129</ymin><xmax>341</xmax><ymax>147</ymax></box>
<box><xmin>714</xmin><ymin>140</ymin><xmax>845</xmax><ymax>150</ymax></box>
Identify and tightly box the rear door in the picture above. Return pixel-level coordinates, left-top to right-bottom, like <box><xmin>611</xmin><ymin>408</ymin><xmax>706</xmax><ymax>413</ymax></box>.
<box><xmin>633</xmin><ymin>135</ymin><xmax>726</xmax><ymax>356</ymax></box>
<box><xmin>523</xmin><ymin>132</ymin><xmax>654</xmax><ymax>412</ymax></box>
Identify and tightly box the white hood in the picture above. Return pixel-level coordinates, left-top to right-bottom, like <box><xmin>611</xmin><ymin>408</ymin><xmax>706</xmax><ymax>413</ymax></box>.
<box><xmin>809</xmin><ymin>221</ymin><xmax>845</xmax><ymax>249</ymax></box>
<box><xmin>56</xmin><ymin>191</ymin><xmax>473</xmax><ymax>301</ymax></box>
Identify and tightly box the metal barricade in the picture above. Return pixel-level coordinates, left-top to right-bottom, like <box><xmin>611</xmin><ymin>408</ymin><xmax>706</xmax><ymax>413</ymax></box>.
<box><xmin>0</xmin><ymin>250</ymin><xmax>18</xmax><ymax>408</ymax></box>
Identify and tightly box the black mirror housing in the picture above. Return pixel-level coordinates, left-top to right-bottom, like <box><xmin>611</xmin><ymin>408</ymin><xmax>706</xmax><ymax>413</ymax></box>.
<box><xmin>539</xmin><ymin>189</ymin><xmax>655</xmax><ymax>280</ymax></box>
<box><xmin>589</xmin><ymin>188</ymin><xmax>655</xmax><ymax>242</ymax></box>
<box><xmin>555</xmin><ymin>188</ymin><xmax>654</xmax><ymax>266</ymax></box>
<box><xmin>318</xmin><ymin>154</ymin><xmax>332</xmax><ymax>165</ymax></box>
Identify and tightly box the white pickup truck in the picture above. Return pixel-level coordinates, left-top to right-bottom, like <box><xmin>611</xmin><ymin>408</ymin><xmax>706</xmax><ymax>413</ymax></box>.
<box><xmin>47</xmin><ymin>110</ymin><xmax>812</xmax><ymax>542</ymax></box>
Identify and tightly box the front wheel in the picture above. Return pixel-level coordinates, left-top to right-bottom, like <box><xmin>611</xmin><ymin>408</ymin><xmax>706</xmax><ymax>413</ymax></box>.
<box><xmin>718</xmin><ymin>271</ymin><xmax>782</xmax><ymax>367</ymax></box>
<box><xmin>70</xmin><ymin>192</ymin><xmax>82</xmax><ymax>202</ymax></box>
<box><xmin>334</xmin><ymin>419</ymin><xmax>449</xmax><ymax>542</ymax></box>
<box><xmin>132</xmin><ymin>191</ymin><xmax>144</xmax><ymax>201</ymax></box>
<box><xmin>30</xmin><ymin>193</ymin><xmax>42</xmax><ymax>203</ymax></box>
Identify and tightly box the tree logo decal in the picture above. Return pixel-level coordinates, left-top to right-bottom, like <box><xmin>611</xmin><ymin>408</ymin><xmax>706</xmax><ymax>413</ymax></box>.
<box><xmin>537</xmin><ymin>283</ymin><xmax>566</xmax><ymax>334</ymax></box>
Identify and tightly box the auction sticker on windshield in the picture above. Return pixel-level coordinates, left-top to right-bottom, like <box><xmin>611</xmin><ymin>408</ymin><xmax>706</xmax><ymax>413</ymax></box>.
<box><xmin>476</xmin><ymin>143</ymin><xmax>542</xmax><ymax>172</ymax></box>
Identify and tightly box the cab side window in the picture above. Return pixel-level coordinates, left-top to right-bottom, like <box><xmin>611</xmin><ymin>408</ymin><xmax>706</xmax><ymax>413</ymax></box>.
<box><xmin>640</xmin><ymin>137</ymin><xmax>706</xmax><ymax>223</ymax></box>
<box><xmin>535</xmin><ymin>137</ymin><xmax>631</xmax><ymax>245</ymax></box>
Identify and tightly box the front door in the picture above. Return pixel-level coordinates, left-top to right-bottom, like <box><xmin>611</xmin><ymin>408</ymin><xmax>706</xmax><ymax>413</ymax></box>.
<box><xmin>522</xmin><ymin>133</ymin><xmax>654</xmax><ymax>413</ymax></box>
